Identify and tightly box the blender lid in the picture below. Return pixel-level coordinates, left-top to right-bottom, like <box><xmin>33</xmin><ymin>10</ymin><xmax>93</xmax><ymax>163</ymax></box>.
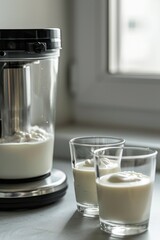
<box><xmin>0</xmin><ymin>28</ymin><xmax>61</xmax><ymax>59</ymax></box>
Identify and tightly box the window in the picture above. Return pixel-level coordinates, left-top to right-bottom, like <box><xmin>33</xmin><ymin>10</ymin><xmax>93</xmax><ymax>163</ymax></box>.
<box><xmin>71</xmin><ymin>0</ymin><xmax>160</xmax><ymax>130</ymax></box>
<box><xmin>109</xmin><ymin>0</ymin><xmax>160</xmax><ymax>74</ymax></box>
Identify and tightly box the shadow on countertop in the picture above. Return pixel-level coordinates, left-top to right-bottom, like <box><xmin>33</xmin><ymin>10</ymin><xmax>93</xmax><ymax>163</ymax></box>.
<box><xmin>57</xmin><ymin>211</ymin><xmax>150</xmax><ymax>240</ymax></box>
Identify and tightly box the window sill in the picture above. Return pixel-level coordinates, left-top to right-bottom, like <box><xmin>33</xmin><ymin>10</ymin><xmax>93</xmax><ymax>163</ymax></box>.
<box><xmin>54</xmin><ymin>124</ymin><xmax>160</xmax><ymax>170</ymax></box>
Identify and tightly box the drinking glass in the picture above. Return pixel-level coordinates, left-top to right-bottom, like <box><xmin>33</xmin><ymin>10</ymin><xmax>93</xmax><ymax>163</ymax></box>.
<box><xmin>94</xmin><ymin>146</ymin><xmax>157</xmax><ymax>237</ymax></box>
<box><xmin>69</xmin><ymin>136</ymin><xmax>125</xmax><ymax>217</ymax></box>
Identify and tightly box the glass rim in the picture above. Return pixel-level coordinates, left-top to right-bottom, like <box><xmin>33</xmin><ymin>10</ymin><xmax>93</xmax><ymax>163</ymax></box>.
<box><xmin>94</xmin><ymin>146</ymin><xmax>158</xmax><ymax>159</ymax></box>
<box><xmin>69</xmin><ymin>136</ymin><xmax>125</xmax><ymax>147</ymax></box>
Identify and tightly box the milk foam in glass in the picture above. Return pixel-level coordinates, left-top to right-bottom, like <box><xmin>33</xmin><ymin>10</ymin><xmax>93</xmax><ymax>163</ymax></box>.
<box><xmin>69</xmin><ymin>136</ymin><xmax>125</xmax><ymax>217</ymax></box>
<box><xmin>94</xmin><ymin>146</ymin><xmax>157</xmax><ymax>237</ymax></box>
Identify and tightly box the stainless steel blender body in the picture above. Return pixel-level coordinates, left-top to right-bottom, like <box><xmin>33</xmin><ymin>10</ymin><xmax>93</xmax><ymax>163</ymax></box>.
<box><xmin>1</xmin><ymin>63</ymin><xmax>31</xmax><ymax>137</ymax></box>
<box><xmin>0</xmin><ymin>29</ymin><xmax>61</xmax><ymax>179</ymax></box>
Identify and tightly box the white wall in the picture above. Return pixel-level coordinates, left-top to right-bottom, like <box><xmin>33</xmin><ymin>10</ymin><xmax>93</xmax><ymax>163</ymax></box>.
<box><xmin>0</xmin><ymin>0</ymin><xmax>72</xmax><ymax>125</ymax></box>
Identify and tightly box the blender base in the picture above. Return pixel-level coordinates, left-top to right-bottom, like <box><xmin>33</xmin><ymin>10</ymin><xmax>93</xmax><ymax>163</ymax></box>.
<box><xmin>0</xmin><ymin>169</ymin><xmax>67</xmax><ymax>210</ymax></box>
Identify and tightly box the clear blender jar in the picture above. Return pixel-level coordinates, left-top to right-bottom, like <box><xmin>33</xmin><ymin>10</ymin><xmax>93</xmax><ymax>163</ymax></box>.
<box><xmin>0</xmin><ymin>29</ymin><xmax>61</xmax><ymax>180</ymax></box>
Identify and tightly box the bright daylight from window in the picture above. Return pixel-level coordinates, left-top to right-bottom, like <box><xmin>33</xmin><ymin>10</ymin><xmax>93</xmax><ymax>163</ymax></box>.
<box><xmin>109</xmin><ymin>0</ymin><xmax>160</xmax><ymax>75</ymax></box>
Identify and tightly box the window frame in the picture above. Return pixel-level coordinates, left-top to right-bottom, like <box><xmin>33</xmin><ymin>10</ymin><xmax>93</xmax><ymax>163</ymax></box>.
<box><xmin>71</xmin><ymin>0</ymin><xmax>160</xmax><ymax>130</ymax></box>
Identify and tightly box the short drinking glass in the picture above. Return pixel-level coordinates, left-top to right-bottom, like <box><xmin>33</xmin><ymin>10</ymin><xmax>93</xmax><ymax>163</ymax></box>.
<box><xmin>69</xmin><ymin>136</ymin><xmax>125</xmax><ymax>217</ymax></box>
<box><xmin>94</xmin><ymin>146</ymin><xmax>157</xmax><ymax>237</ymax></box>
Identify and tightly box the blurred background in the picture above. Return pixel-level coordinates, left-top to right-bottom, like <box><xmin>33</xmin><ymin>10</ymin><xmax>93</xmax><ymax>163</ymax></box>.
<box><xmin>0</xmin><ymin>0</ymin><xmax>160</xmax><ymax>168</ymax></box>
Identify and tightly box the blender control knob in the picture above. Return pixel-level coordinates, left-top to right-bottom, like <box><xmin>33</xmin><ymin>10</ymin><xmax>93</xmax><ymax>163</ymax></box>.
<box><xmin>0</xmin><ymin>51</ymin><xmax>6</xmax><ymax>56</ymax></box>
<box><xmin>33</xmin><ymin>42</ymin><xmax>46</xmax><ymax>53</ymax></box>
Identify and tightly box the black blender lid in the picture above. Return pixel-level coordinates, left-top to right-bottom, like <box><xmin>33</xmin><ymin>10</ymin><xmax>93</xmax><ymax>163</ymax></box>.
<box><xmin>0</xmin><ymin>28</ymin><xmax>60</xmax><ymax>39</ymax></box>
<box><xmin>0</xmin><ymin>28</ymin><xmax>61</xmax><ymax>57</ymax></box>
<box><xmin>0</xmin><ymin>28</ymin><xmax>61</xmax><ymax>40</ymax></box>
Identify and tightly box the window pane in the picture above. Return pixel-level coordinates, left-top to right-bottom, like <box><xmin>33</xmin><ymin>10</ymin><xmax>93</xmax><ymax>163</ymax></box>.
<box><xmin>109</xmin><ymin>0</ymin><xmax>160</xmax><ymax>75</ymax></box>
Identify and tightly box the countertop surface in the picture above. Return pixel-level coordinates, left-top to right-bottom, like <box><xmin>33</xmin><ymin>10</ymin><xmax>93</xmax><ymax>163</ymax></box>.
<box><xmin>0</xmin><ymin>159</ymin><xmax>159</xmax><ymax>240</ymax></box>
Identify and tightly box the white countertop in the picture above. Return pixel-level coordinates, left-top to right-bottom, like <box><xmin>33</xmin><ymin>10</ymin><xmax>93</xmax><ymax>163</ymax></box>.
<box><xmin>0</xmin><ymin>159</ymin><xmax>159</xmax><ymax>240</ymax></box>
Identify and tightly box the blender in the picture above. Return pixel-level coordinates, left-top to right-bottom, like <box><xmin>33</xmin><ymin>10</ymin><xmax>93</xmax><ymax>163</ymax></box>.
<box><xmin>0</xmin><ymin>29</ymin><xmax>67</xmax><ymax>209</ymax></box>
